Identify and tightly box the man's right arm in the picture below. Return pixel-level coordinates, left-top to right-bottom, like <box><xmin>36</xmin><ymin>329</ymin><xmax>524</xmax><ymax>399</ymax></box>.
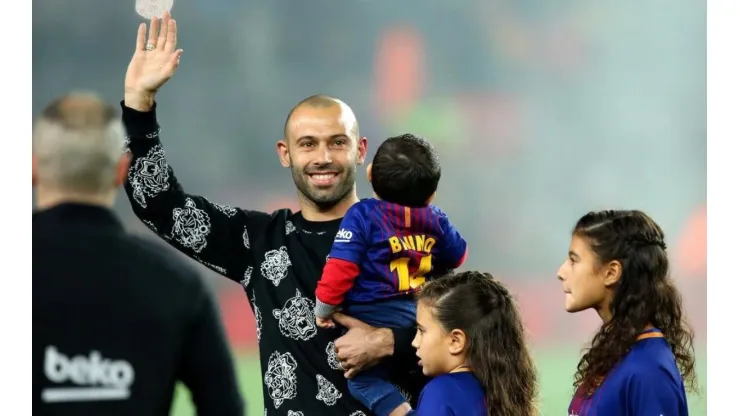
<box><xmin>121</xmin><ymin>99</ymin><xmax>267</xmax><ymax>283</ymax></box>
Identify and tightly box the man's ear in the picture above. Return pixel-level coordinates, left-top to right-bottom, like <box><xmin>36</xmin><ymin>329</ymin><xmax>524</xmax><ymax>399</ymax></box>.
<box><xmin>113</xmin><ymin>153</ymin><xmax>132</xmax><ymax>187</ymax></box>
<box><xmin>357</xmin><ymin>136</ymin><xmax>368</xmax><ymax>165</ymax></box>
<box><xmin>277</xmin><ymin>139</ymin><xmax>291</xmax><ymax>168</ymax></box>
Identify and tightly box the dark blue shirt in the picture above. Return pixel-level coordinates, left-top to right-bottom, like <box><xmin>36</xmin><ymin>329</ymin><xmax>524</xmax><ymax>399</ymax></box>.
<box><xmin>411</xmin><ymin>372</ymin><xmax>486</xmax><ymax>416</ymax></box>
<box><xmin>568</xmin><ymin>329</ymin><xmax>689</xmax><ymax>416</ymax></box>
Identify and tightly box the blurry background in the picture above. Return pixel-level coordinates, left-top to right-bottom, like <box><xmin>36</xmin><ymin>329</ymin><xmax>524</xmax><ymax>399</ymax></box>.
<box><xmin>33</xmin><ymin>0</ymin><xmax>707</xmax><ymax>414</ymax></box>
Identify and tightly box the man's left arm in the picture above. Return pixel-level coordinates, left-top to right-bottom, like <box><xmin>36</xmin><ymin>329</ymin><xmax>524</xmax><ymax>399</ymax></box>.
<box><xmin>179</xmin><ymin>278</ymin><xmax>244</xmax><ymax>415</ymax></box>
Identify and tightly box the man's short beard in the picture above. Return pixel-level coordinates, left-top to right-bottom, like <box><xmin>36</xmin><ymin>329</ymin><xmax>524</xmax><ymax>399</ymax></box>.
<box><xmin>304</xmin><ymin>186</ymin><xmax>354</xmax><ymax>210</ymax></box>
<box><xmin>291</xmin><ymin>165</ymin><xmax>356</xmax><ymax>210</ymax></box>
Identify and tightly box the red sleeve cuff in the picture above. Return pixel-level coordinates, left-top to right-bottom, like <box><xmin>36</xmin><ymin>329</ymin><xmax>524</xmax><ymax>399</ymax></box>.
<box><xmin>315</xmin><ymin>258</ymin><xmax>360</xmax><ymax>306</ymax></box>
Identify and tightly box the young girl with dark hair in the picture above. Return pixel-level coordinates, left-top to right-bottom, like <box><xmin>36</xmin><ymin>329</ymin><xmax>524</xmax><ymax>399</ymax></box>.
<box><xmin>558</xmin><ymin>210</ymin><xmax>697</xmax><ymax>416</ymax></box>
<box><xmin>409</xmin><ymin>271</ymin><xmax>538</xmax><ymax>416</ymax></box>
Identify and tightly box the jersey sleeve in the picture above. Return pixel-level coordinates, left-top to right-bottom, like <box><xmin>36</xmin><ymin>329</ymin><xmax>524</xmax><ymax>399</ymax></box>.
<box><xmin>314</xmin><ymin>203</ymin><xmax>368</xmax><ymax>316</ymax></box>
<box><xmin>433</xmin><ymin>207</ymin><xmax>468</xmax><ymax>268</ymax></box>
<box><xmin>626</xmin><ymin>368</ymin><xmax>686</xmax><ymax>415</ymax></box>
<box><xmin>327</xmin><ymin>202</ymin><xmax>369</xmax><ymax>264</ymax></box>
<box><xmin>314</xmin><ymin>258</ymin><xmax>360</xmax><ymax>317</ymax></box>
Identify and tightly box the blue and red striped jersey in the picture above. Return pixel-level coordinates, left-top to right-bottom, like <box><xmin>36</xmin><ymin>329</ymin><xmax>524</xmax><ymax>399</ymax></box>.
<box><xmin>316</xmin><ymin>198</ymin><xmax>467</xmax><ymax>306</ymax></box>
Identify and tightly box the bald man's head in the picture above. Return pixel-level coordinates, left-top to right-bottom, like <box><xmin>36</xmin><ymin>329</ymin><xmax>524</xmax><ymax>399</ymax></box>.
<box><xmin>276</xmin><ymin>94</ymin><xmax>367</xmax><ymax>210</ymax></box>
<box><xmin>283</xmin><ymin>94</ymin><xmax>359</xmax><ymax>140</ymax></box>
<box><xmin>33</xmin><ymin>92</ymin><xmax>127</xmax><ymax>196</ymax></box>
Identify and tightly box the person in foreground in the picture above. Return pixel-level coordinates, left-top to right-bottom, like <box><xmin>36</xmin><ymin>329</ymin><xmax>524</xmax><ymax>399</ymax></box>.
<box><xmin>32</xmin><ymin>92</ymin><xmax>243</xmax><ymax>415</ymax></box>
<box><xmin>122</xmin><ymin>13</ymin><xmax>425</xmax><ymax>414</ymax></box>
<box><xmin>409</xmin><ymin>271</ymin><xmax>539</xmax><ymax>416</ymax></box>
<box><xmin>314</xmin><ymin>134</ymin><xmax>468</xmax><ymax>416</ymax></box>
<box><xmin>558</xmin><ymin>210</ymin><xmax>697</xmax><ymax>416</ymax></box>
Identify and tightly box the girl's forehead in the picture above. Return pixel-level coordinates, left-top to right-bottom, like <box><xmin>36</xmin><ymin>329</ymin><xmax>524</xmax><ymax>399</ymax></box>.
<box><xmin>570</xmin><ymin>235</ymin><xmax>595</xmax><ymax>258</ymax></box>
<box><xmin>416</xmin><ymin>301</ymin><xmax>436</xmax><ymax>321</ymax></box>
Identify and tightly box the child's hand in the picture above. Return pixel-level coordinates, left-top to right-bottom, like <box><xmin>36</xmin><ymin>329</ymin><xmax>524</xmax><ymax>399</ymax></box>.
<box><xmin>316</xmin><ymin>316</ymin><xmax>335</xmax><ymax>328</ymax></box>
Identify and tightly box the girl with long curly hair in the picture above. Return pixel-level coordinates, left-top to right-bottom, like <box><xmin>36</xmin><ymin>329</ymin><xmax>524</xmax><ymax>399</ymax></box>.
<box><xmin>408</xmin><ymin>271</ymin><xmax>538</xmax><ymax>416</ymax></box>
<box><xmin>558</xmin><ymin>210</ymin><xmax>697</xmax><ymax>415</ymax></box>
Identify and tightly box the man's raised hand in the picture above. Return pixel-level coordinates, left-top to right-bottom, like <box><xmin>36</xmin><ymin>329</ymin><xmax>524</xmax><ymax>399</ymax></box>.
<box><xmin>124</xmin><ymin>12</ymin><xmax>182</xmax><ymax>111</ymax></box>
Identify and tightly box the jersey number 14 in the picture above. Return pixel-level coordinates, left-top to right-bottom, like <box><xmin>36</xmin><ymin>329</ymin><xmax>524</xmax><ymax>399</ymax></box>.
<box><xmin>391</xmin><ymin>255</ymin><xmax>432</xmax><ymax>292</ymax></box>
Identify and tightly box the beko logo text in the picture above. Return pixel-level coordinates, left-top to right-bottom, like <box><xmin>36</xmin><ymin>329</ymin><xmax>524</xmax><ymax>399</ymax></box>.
<box><xmin>41</xmin><ymin>345</ymin><xmax>135</xmax><ymax>403</ymax></box>
<box><xmin>335</xmin><ymin>229</ymin><xmax>353</xmax><ymax>242</ymax></box>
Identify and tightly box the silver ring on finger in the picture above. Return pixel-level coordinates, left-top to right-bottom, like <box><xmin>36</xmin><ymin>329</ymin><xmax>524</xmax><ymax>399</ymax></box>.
<box><xmin>145</xmin><ymin>43</ymin><xmax>156</xmax><ymax>51</ymax></box>
<box><xmin>338</xmin><ymin>361</ymin><xmax>345</xmax><ymax>371</ymax></box>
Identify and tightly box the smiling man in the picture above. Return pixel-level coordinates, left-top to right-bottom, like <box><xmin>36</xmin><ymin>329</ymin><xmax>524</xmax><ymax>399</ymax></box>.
<box><xmin>120</xmin><ymin>13</ymin><xmax>424</xmax><ymax>416</ymax></box>
<box><xmin>280</xmin><ymin>95</ymin><xmax>363</xmax><ymax>214</ymax></box>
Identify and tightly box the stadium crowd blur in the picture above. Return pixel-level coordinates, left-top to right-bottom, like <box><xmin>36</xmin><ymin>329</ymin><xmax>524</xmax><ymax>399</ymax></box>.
<box><xmin>33</xmin><ymin>0</ymin><xmax>706</xmax><ymax>349</ymax></box>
